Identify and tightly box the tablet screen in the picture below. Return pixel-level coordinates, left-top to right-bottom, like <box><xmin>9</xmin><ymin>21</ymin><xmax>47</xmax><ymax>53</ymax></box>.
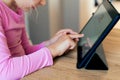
<box><xmin>78</xmin><ymin>4</ymin><xmax>112</xmax><ymax>58</ymax></box>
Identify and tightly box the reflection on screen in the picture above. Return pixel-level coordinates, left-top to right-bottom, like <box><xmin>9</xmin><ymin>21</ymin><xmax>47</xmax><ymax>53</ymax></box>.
<box><xmin>78</xmin><ymin>4</ymin><xmax>112</xmax><ymax>58</ymax></box>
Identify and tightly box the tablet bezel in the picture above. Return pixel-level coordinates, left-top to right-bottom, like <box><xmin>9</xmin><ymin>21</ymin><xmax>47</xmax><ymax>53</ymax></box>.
<box><xmin>77</xmin><ymin>0</ymin><xmax>120</xmax><ymax>68</ymax></box>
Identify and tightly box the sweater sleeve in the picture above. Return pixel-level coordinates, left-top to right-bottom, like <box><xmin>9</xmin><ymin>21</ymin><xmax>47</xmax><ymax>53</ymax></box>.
<box><xmin>21</xmin><ymin>28</ymin><xmax>47</xmax><ymax>55</ymax></box>
<box><xmin>0</xmin><ymin>22</ymin><xmax>53</xmax><ymax>80</ymax></box>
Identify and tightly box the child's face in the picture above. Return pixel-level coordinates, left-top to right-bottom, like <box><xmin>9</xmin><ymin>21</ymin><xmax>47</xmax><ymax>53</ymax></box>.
<box><xmin>15</xmin><ymin>0</ymin><xmax>46</xmax><ymax>11</ymax></box>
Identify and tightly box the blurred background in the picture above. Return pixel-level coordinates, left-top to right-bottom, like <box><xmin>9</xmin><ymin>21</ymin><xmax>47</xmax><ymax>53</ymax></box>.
<box><xmin>25</xmin><ymin>0</ymin><xmax>120</xmax><ymax>44</ymax></box>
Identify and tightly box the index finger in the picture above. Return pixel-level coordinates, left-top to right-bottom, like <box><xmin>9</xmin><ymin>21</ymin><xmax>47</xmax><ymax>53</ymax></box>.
<box><xmin>68</xmin><ymin>34</ymin><xmax>84</xmax><ymax>40</ymax></box>
<box><xmin>56</xmin><ymin>29</ymin><xmax>78</xmax><ymax>35</ymax></box>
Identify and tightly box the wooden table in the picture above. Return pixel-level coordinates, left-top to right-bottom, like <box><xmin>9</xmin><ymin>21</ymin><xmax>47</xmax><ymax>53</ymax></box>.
<box><xmin>22</xmin><ymin>28</ymin><xmax>120</xmax><ymax>80</ymax></box>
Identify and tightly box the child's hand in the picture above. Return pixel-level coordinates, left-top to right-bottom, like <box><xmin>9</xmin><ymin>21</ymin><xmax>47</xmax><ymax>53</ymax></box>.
<box><xmin>47</xmin><ymin>32</ymin><xmax>84</xmax><ymax>58</ymax></box>
<box><xmin>45</xmin><ymin>29</ymin><xmax>82</xmax><ymax>46</ymax></box>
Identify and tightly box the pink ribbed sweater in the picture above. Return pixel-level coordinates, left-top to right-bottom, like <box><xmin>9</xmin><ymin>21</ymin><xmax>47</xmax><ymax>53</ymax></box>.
<box><xmin>0</xmin><ymin>1</ymin><xmax>53</xmax><ymax>80</ymax></box>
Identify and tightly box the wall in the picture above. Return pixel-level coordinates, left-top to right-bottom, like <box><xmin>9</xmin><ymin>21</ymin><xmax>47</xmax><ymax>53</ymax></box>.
<box><xmin>80</xmin><ymin>0</ymin><xmax>95</xmax><ymax>29</ymax></box>
<box><xmin>48</xmin><ymin>0</ymin><xmax>63</xmax><ymax>36</ymax></box>
<box><xmin>80</xmin><ymin>0</ymin><xmax>102</xmax><ymax>29</ymax></box>
<box><xmin>25</xmin><ymin>0</ymin><xmax>50</xmax><ymax>44</ymax></box>
<box><xmin>62</xmin><ymin>0</ymin><xmax>80</xmax><ymax>32</ymax></box>
<box><xmin>48</xmin><ymin>0</ymin><xmax>80</xmax><ymax>35</ymax></box>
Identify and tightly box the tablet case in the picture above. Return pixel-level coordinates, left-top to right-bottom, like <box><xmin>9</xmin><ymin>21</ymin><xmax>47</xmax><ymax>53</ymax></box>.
<box><xmin>84</xmin><ymin>44</ymin><xmax>108</xmax><ymax>70</ymax></box>
<box><xmin>77</xmin><ymin>43</ymin><xmax>108</xmax><ymax>70</ymax></box>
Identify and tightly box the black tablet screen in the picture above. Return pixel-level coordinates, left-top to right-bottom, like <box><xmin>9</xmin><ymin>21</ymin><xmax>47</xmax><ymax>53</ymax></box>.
<box><xmin>78</xmin><ymin>4</ymin><xmax>112</xmax><ymax>58</ymax></box>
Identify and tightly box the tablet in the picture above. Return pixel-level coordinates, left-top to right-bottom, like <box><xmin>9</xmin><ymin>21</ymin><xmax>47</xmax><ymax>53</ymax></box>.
<box><xmin>77</xmin><ymin>0</ymin><xmax>120</xmax><ymax>69</ymax></box>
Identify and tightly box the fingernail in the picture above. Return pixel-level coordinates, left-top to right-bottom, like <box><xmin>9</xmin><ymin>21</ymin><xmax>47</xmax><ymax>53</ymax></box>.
<box><xmin>81</xmin><ymin>34</ymin><xmax>84</xmax><ymax>37</ymax></box>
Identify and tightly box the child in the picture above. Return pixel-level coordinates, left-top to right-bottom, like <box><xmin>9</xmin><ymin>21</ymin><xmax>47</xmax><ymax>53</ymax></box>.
<box><xmin>0</xmin><ymin>0</ymin><xmax>84</xmax><ymax>80</ymax></box>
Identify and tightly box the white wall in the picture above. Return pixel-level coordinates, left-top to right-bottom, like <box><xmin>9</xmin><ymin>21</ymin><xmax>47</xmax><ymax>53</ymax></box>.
<box><xmin>48</xmin><ymin>0</ymin><xmax>80</xmax><ymax>36</ymax></box>
<box><xmin>80</xmin><ymin>0</ymin><xmax>95</xmax><ymax>29</ymax></box>
<box><xmin>80</xmin><ymin>0</ymin><xmax>102</xmax><ymax>29</ymax></box>
<box><xmin>48</xmin><ymin>0</ymin><xmax>62</xmax><ymax>36</ymax></box>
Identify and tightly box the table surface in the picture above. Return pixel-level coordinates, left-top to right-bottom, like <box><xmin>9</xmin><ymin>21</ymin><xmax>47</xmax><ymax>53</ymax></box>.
<box><xmin>22</xmin><ymin>28</ymin><xmax>120</xmax><ymax>80</ymax></box>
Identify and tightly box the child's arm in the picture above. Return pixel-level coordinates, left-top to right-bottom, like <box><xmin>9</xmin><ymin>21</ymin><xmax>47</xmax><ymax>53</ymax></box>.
<box><xmin>0</xmin><ymin>26</ymin><xmax>53</xmax><ymax>79</ymax></box>
<box><xmin>21</xmin><ymin>28</ymin><xmax>47</xmax><ymax>54</ymax></box>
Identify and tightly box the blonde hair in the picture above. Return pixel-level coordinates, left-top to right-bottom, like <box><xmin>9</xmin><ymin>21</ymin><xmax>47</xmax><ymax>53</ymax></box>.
<box><xmin>29</xmin><ymin>0</ymin><xmax>39</xmax><ymax>21</ymax></box>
